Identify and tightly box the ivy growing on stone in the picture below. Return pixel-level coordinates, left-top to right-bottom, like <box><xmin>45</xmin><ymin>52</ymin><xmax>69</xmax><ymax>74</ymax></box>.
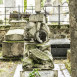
<box><xmin>29</xmin><ymin>69</ymin><xmax>40</xmax><ymax>77</ymax></box>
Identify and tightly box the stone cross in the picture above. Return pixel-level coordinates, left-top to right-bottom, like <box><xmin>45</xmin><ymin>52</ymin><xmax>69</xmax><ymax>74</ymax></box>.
<box><xmin>35</xmin><ymin>0</ymin><xmax>41</xmax><ymax>13</ymax></box>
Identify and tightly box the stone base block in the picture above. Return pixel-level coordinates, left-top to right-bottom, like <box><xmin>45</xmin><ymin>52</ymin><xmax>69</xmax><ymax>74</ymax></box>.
<box><xmin>20</xmin><ymin>70</ymin><xmax>58</xmax><ymax>77</ymax></box>
<box><xmin>29</xmin><ymin>14</ymin><xmax>45</xmax><ymax>22</ymax></box>
<box><xmin>2</xmin><ymin>41</ymin><xmax>24</xmax><ymax>57</ymax></box>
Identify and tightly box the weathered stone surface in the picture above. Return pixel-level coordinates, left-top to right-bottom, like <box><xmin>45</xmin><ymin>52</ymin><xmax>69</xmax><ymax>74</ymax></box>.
<box><xmin>0</xmin><ymin>31</ymin><xmax>6</xmax><ymax>43</ymax></box>
<box><xmin>23</xmin><ymin>57</ymin><xmax>33</xmax><ymax>69</ymax></box>
<box><xmin>23</xmin><ymin>42</ymin><xmax>54</xmax><ymax>70</ymax></box>
<box><xmin>0</xmin><ymin>25</ymin><xmax>11</xmax><ymax>43</ymax></box>
<box><xmin>10</xmin><ymin>20</ymin><xmax>27</xmax><ymax>28</ymax></box>
<box><xmin>34</xmin><ymin>30</ymin><xmax>48</xmax><ymax>43</ymax></box>
<box><xmin>35</xmin><ymin>0</ymin><xmax>41</xmax><ymax>12</ymax></box>
<box><xmin>29</xmin><ymin>49</ymin><xmax>50</xmax><ymax>61</ymax></box>
<box><xmin>24</xmin><ymin>22</ymin><xmax>36</xmax><ymax>40</ymax></box>
<box><xmin>20</xmin><ymin>70</ymin><xmax>58</xmax><ymax>77</ymax></box>
<box><xmin>2</xmin><ymin>41</ymin><xmax>24</xmax><ymax>57</ymax></box>
<box><xmin>29</xmin><ymin>14</ymin><xmax>45</xmax><ymax>22</ymax></box>
<box><xmin>24</xmin><ymin>22</ymin><xmax>50</xmax><ymax>43</ymax></box>
<box><xmin>5</xmin><ymin>29</ymin><xmax>24</xmax><ymax>41</ymax></box>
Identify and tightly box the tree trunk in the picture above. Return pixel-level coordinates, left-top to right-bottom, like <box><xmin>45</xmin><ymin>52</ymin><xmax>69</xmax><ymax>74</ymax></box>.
<box><xmin>69</xmin><ymin>0</ymin><xmax>77</xmax><ymax>77</ymax></box>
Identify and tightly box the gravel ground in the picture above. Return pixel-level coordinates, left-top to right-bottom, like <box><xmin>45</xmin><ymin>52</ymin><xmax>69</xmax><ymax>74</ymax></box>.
<box><xmin>0</xmin><ymin>47</ymin><xmax>21</xmax><ymax>77</ymax></box>
<box><xmin>0</xmin><ymin>59</ymin><xmax>66</xmax><ymax>77</ymax></box>
<box><xmin>0</xmin><ymin>48</ymin><xmax>21</xmax><ymax>77</ymax></box>
<box><xmin>0</xmin><ymin>60</ymin><xmax>21</xmax><ymax>77</ymax></box>
<box><xmin>0</xmin><ymin>47</ymin><xmax>67</xmax><ymax>77</ymax></box>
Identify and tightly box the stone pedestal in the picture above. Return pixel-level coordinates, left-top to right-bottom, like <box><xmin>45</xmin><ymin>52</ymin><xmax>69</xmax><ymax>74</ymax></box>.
<box><xmin>20</xmin><ymin>70</ymin><xmax>58</xmax><ymax>77</ymax></box>
<box><xmin>2</xmin><ymin>41</ymin><xmax>24</xmax><ymax>57</ymax></box>
<box><xmin>2</xmin><ymin>29</ymin><xmax>24</xmax><ymax>57</ymax></box>
<box><xmin>23</xmin><ymin>42</ymin><xmax>54</xmax><ymax>71</ymax></box>
<box><xmin>2</xmin><ymin>20</ymin><xmax>25</xmax><ymax>57</ymax></box>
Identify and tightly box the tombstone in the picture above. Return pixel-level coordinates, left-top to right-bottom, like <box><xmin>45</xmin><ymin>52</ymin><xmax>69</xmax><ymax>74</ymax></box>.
<box><xmin>2</xmin><ymin>29</ymin><xmax>24</xmax><ymax>57</ymax></box>
<box><xmin>2</xmin><ymin>15</ymin><xmax>26</xmax><ymax>57</ymax></box>
<box><xmin>20</xmin><ymin>0</ymin><xmax>58</xmax><ymax>77</ymax></box>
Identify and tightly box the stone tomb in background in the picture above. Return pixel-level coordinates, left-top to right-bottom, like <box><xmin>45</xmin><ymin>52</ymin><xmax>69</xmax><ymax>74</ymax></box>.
<box><xmin>2</xmin><ymin>19</ymin><xmax>26</xmax><ymax>57</ymax></box>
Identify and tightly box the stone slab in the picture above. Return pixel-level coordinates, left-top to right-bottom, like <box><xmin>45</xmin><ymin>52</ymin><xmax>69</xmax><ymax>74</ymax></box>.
<box><xmin>29</xmin><ymin>14</ymin><xmax>44</xmax><ymax>22</ymax></box>
<box><xmin>5</xmin><ymin>29</ymin><xmax>24</xmax><ymax>41</ymax></box>
<box><xmin>14</xmin><ymin>64</ymin><xmax>71</xmax><ymax>77</ymax></box>
<box><xmin>50</xmin><ymin>39</ymin><xmax>70</xmax><ymax>57</ymax></box>
<box><xmin>10</xmin><ymin>20</ymin><xmax>27</xmax><ymax>28</ymax></box>
<box><xmin>20</xmin><ymin>70</ymin><xmax>58</xmax><ymax>77</ymax></box>
<box><xmin>2</xmin><ymin>41</ymin><xmax>24</xmax><ymax>57</ymax></box>
<box><xmin>50</xmin><ymin>39</ymin><xmax>70</xmax><ymax>45</ymax></box>
<box><xmin>59</xmin><ymin>64</ymin><xmax>71</xmax><ymax>77</ymax></box>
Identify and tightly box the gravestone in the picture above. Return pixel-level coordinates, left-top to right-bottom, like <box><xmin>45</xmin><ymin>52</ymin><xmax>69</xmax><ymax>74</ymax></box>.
<box><xmin>2</xmin><ymin>29</ymin><xmax>24</xmax><ymax>57</ymax></box>
<box><xmin>2</xmin><ymin>20</ymin><xmax>26</xmax><ymax>57</ymax></box>
<box><xmin>21</xmin><ymin>0</ymin><xmax>58</xmax><ymax>77</ymax></box>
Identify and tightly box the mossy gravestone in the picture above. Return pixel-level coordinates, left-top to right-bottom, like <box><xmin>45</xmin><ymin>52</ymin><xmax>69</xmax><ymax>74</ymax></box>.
<box><xmin>2</xmin><ymin>19</ymin><xmax>26</xmax><ymax>57</ymax></box>
<box><xmin>21</xmin><ymin>0</ymin><xmax>57</xmax><ymax>77</ymax></box>
<box><xmin>2</xmin><ymin>29</ymin><xmax>24</xmax><ymax>57</ymax></box>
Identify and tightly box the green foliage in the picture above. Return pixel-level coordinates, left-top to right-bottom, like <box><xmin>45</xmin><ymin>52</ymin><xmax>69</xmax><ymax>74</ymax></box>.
<box><xmin>59</xmin><ymin>0</ymin><xmax>69</xmax><ymax>3</ymax></box>
<box><xmin>41</xmin><ymin>0</ymin><xmax>46</xmax><ymax>7</ymax></box>
<box><xmin>66</xmin><ymin>0</ymin><xmax>69</xmax><ymax>3</ymax></box>
<box><xmin>29</xmin><ymin>69</ymin><xmax>40</xmax><ymax>77</ymax></box>
<box><xmin>0</xmin><ymin>0</ymin><xmax>3</xmax><ymax>4</ymax></box>
<box><xmin>24</xmin><ymin>0</ymin><xmax>27</xmax><ymax>12</ymax></box>
<box><xmin>64</xmin><ymin>60</ymin><xmax>71</xmax><ymax>74</ymax></box>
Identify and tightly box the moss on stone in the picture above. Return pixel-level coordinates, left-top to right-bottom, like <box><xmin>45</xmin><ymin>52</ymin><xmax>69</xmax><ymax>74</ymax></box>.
<box><xmin>3</xmin><ymin>41</ymin><xmax>24</xmax><ymax>43</ymax></box>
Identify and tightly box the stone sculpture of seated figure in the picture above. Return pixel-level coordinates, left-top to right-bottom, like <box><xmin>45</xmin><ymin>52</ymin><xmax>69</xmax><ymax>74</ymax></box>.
<box><xmin>23</xmin><ymin>16</ymin><xmax>54</xmax><ymax>70</ymax></box>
